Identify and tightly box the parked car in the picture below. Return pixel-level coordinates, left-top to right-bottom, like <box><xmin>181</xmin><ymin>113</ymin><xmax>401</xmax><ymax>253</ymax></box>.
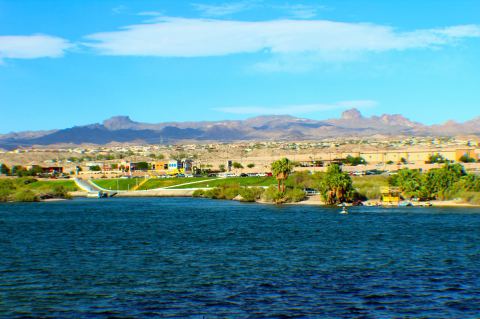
<box><xmin>177</xmin><ymin>174</ymin><xmax>185</xmax><ymax>178</ymax></box>
<box><xmin>240</xmin><ymin>173</ymin><xmax>248</xmax><ymax>177</ymax></box>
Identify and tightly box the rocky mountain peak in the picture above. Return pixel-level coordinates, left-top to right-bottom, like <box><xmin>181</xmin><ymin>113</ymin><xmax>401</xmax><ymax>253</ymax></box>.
<box><xmin>341</xmin><ymin>108</ymin><xmax>363</xmax><ymax>120</ymax></box>
<box><xmin>103</xmin><ymin>116</ymin><xmax>137</xmax><ymax>130</ymax></box>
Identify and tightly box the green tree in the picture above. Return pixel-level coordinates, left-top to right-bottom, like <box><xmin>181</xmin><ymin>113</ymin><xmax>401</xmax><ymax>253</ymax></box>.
<box><xmin>427</xmin><ymin>153</ymin><xmax>447</xmax><ymax>164</ymax></box>
<box><xmin>318</xmin><ymin>164</ymin><xmax>354</xmax><ymax>205</ymax></box>
<box><xmin>345</xmin><ymin>155</ymin><xmax>367</xmax><ymax>166</ymax></box>
<box><xmin>89</xmin><ymin>165</ymin><xmax>102</xmax><ymax>172</ymax></box>
<box><xmin>219</xmin><ymin>164</ymin><xmax>226</xmax><ymax>172</ymax></box>
<box><xmin>247</xmin><ymin>163</ymin><xmax>255</xmax><ymax>168</ymax></box>
<box><xmin>12</xmin><ymin>165</ymin><xmax>27</xmax><ymax>177</ymax></box>
<box><xmin>459</xmin><ymin>154</ymin><xmax>476</xmax><ymax>163</ymax></box>
<box><xmin>389</xmin><ymin>168</ymin><xmax>423</xmax><ymax>197</ymax></box>
<box><xmin>232</xmin><ymin>162</ymin><xmax>243</xmax><ymax>169</ymax></box>
<box><xmin>0</xmin><ymin>164</ymin><xmax>10</xmax><ymax>175</ymax></box>
<box><xmin>271</xmin><ymin>158</ymin><xmax>293</xmax><ymax>192</ymax></box>
<box><xmin>135</xmin><ymin>162</ymin><xmax>150</xmax><ymax>171</ymax></box>
<box><xmin>423</xmin><ymin>164</ymin><xmax>465</xmax><ymax>199</ymax></box>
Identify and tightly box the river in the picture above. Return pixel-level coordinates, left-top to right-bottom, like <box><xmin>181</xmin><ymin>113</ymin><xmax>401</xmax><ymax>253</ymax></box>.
<box><xmin>1</xmin><ymin>198</ymin><xmax>479</xmax><ymax>318</ymax></box>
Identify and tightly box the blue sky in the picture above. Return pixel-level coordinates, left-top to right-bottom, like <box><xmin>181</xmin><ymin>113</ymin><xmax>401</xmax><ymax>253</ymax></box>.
<box><xmin>1</xmin><ymin>0</ymin><xmax>480</xmax><ymax>133</ymax></box>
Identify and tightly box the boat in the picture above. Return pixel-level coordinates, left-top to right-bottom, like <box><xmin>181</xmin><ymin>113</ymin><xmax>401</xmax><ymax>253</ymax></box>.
<box><xmin>340</xmin><ymin>203</ymin><xmax>348</xmax><ymax>214</ymax></box>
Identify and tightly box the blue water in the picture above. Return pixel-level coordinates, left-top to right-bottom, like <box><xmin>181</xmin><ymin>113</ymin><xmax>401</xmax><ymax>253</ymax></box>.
<box><xmin>1</xmin><ymin>198</ymin><xmax>480</xmax><ymax>318</ymax></box>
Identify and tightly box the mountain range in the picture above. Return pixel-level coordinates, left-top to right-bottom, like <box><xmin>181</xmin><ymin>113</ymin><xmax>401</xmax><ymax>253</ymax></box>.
<box><xmin>1</xmin><ymin>109</ymin><xmax>479</xmax><ymax>149</ymax></box>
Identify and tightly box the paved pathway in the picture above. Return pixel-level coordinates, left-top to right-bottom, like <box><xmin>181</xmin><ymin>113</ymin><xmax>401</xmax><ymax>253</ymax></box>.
<box><xmin>153</xmin><ymin>178</ymin><xmax>223</xmax><ymax>190</ymax></box>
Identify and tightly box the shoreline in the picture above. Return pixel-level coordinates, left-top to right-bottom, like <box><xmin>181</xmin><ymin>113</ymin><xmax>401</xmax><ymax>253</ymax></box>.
<box><xmin>68</xmin><ymin>191</ymin><xmax>480</xmax><ymax>208</ymax></box>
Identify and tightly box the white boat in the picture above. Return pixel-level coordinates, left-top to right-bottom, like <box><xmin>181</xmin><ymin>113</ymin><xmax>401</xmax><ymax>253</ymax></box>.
<box><xmin>340</xmin><ymin>204</ymin><xmax>348</xmax><ymax>214</ymax></box>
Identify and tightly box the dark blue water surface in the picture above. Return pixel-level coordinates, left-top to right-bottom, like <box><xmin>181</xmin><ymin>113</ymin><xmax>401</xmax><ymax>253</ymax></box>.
<box><xmin>1</xmin><ymin>198</ymin><xmax>480</xmax><ymax>318</ymax></box>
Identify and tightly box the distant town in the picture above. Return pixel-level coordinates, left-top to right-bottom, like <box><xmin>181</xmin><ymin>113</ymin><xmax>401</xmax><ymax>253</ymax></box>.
<box><xmin>1</xmin><ymin>136</ymin><xmax>479</xmax><ymax>179</ymax></box>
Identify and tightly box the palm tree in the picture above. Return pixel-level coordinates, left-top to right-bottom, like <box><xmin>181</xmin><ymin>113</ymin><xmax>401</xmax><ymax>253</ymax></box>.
<box><xmin>271</xmin><ymin>158</ymin><xmax>293</xmax><ymax>192</ymax></box>
<box><xmin>320</xmin><ymin>164</ymin><xmax>353</xmax><ymax>205</ymax></box>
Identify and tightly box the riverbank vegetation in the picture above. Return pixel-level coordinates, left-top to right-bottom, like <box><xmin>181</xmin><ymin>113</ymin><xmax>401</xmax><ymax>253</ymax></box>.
<box><xmin>0</xmin><ymin>178</ymin><xmax>77</xmax><ymax>202</ymax></box>
<box><xmin>389</xmin><ymin>163</ymin><xmax>480</xmax><ymax>204</ymax></box>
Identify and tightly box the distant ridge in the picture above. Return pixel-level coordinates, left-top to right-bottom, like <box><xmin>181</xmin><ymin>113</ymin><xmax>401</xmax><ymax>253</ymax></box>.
<box><xmin>1</xmin><ymin>109</ymin><xmax>479</xmax><ymax>149</ymax></box>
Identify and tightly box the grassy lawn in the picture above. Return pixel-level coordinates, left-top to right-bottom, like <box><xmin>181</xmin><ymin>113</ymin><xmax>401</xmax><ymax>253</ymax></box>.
<box><xmin>171</xmin><ymin>176</ymin><xmax>277</xmax><ymax>189</ymax></box>
<box><xmin>137</xmin><ymin>177</ymin><xmax>213</xmax><ymax>190</ymax></box>
<box><xmin>92</xmin><ymin>178</ymin><xmax>144</xmax><ymax>191</ymax></box>
<box><xmin>352</xmin><ymin>175</ymin><xmax>389</xmax><ymax>200</ymax></box>
<box><xmin>27</xmin><ymin>180</ymin><xmax>79</xmax><ymax>192</ymax></box>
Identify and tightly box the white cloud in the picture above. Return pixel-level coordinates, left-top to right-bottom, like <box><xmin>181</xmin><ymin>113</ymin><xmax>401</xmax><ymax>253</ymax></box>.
<box><xmin>192</xmin><ymin>1</ymin><xmax>256</xmax><ymax>16</ymax></box>
<box><xmin>214</xmin><ymin>100</ymin><xmax>377</xmax><ymax>115</ymax></box>
<box><xmin>84</xmin><ymin>17</ymin><xmax>480</xmax><ymax>58</ymax></box>
<box><xmin>0</xmin><ymin>34</ymin><xmax>72</xmax><ymax>62</ymax></box>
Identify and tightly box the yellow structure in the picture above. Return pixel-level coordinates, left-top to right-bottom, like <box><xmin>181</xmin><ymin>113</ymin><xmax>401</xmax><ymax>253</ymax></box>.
<box><xmin>381</xmin><ymin>186</ymin><xmax>401</xmax><ymax>204</ymax></box>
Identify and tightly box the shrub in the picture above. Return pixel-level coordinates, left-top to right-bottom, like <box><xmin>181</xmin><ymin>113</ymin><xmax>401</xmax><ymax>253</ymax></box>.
<box><xmin>0</xmin><ymin>189</ymin><xmax>12</xmax><ymax>202</ymax></box>
<box><xmin>460</xmin><ymin>192</ymin><xmax>480</xmax><ymax>205</ymax></box>
<box><xmin>222</xmin><ymin>184</ymin><xmax>241</xmax><ymax>200</ymax></box>
<box><xmin>263</xmin><ymin>185</ymin><xmax>285</xmax><ymax>203</ymax></box>
<box><xmin>192</xmin><ymin>189</ymin><xmax>205</xmax><ymax>197</ymax></box>
<box><xmin>459</xmin><ymin>154</ymin><xmax>476</xmax><ymax>163</ymax></box>
<box><xmin>285</xmin><ymin>188</ymin><xmax>306</xmax><ymax>203</ymax></box>
<box><xmin>239</xmin><ymin>187</ymin><xmax>264</xmax><ymax>202</ymax></box>
<box><xmin>14</xmin><ymin>190</ymin><xmax>38</xmax><ymax>202</ymax></box>
<box><xmin>48</xmin><ymin>185</ymin><xmax>71</xmax><ymax>199</ymax></box>
<box><xmin>204</xmin><ymin>187</ymin><xmax>222</xmax><ymax>199</ymax></box>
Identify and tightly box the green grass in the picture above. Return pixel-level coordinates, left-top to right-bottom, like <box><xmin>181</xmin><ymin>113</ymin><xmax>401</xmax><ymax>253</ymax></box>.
<box><xmin>27</xmin><ymin>180</ymin><xmax>78</xmax><ymax>192</ymax></box>
<box><xmin>352</xmin><ymin>175</ymin><xmax>389</xmax><ymax>200</ymax></box>
<box><xmin>137</xmin><ymin>177</ymin><xmax>212</xmax><ymax>190</ymax></box>
<box><xmin>0</xmin><ymin>177</ymin><xmax>76</xmax><ymax>202</ymax></box>
<box><xmin>171</xmin><ymin>176</ymin><xmax>277</xmax><ymax>189</ymax></box>
<box><xmin>92</xmin><ymin>178</ymin><xmax>144</xmax><ymax>191</ymax></box>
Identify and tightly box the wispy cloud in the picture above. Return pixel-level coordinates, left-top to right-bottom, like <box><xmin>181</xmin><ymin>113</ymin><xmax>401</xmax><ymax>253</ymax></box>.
<box><xmin>192</xmin><ymin>1</ymin><xmax>326</xmax><ymax>19</ymax></box>
<box><xmin>214</xmin><ymin>100</ymin><xmax>377</xmax><ymax>115</ymax></box>
<box><xmin>138</xmin><ymin>11</ymin><xmax>163</xmax><ymax>17</ymax></box>
<box><xmin>275</xmin><ymin>4</ymin><xmax>327</xmax><ymax>19</ymax></box>
<box><xmin>84</xmin><ymin>17</ymin><xmax>480</xmax><ymax>60</ymax></box>
<box><xmin>0</xmin><ymin>34</ymin><xmax>72</xmax><ymax>63</ymax></box>
<box><xmin>192</xmin><ymin>1</ymin><xmax>257</xmax><ymax>16</ymax></box>
<box><xmin>112</xmin><ymin>5</ymin><xmax>128</xmax><ymax>15</ymax></box>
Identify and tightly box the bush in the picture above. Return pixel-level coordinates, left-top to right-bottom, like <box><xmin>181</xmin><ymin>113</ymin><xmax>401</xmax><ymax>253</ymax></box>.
<box><xmin>460</xmin><ymin>192</ymin><xmax>480</xmax><ymax>205</ymax></box>
<box><xmin>203</xmin><ymin>187</ymin><xmax>223</xmax><ymax>199</ymax></box>
<box><xmin>48</xmin><ymin>185</ymin><xmax>71</xmax><ymax>199</ymax></box>
<box><xmin>192</xmin><ymin>189</ymin><xmax>205</xmax><ymax>197</ymax></box>
<box><xmin>459</xmin><ymin>154</ymin><xmax>476</xmax><ymax>163</ymax></box>
<box><xmin>285</xmin><ymin>188</ymin><xmax>306</xmax><ymax>203</ymax></box>
<box><xmin>14</xmin><ymin>190</ymin><xmax>38</xmax><ymax>202</ymax></box>
<box><xmin>223</xmin><ymin>184</ymin><xmax>241</xmax><ymax>200</ymax></box>
<box><xmin>263</xmin><ymin>185</ymin><xmax>285</xmax><ymax>203</ymax></box>
<box><xmin>239</xmin><ymin>187</ymin><xmax>264</xmax><ymax>202</ymax></box>
<box><xmin>0</xmin><ymin>189</ymin><xmax>12</xmax><ymax>202</ymax></box>
<box><xmin>353</xmin><ymin>176</ymin><xmax>388</xmax><ymax>200</ymax></box>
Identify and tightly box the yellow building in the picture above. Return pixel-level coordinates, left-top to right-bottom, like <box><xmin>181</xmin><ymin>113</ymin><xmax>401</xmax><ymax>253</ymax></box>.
<box><xmin>355</xmin><ymin>148</ymin><xmax>478</xmax><ymax>164</ymax></box>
